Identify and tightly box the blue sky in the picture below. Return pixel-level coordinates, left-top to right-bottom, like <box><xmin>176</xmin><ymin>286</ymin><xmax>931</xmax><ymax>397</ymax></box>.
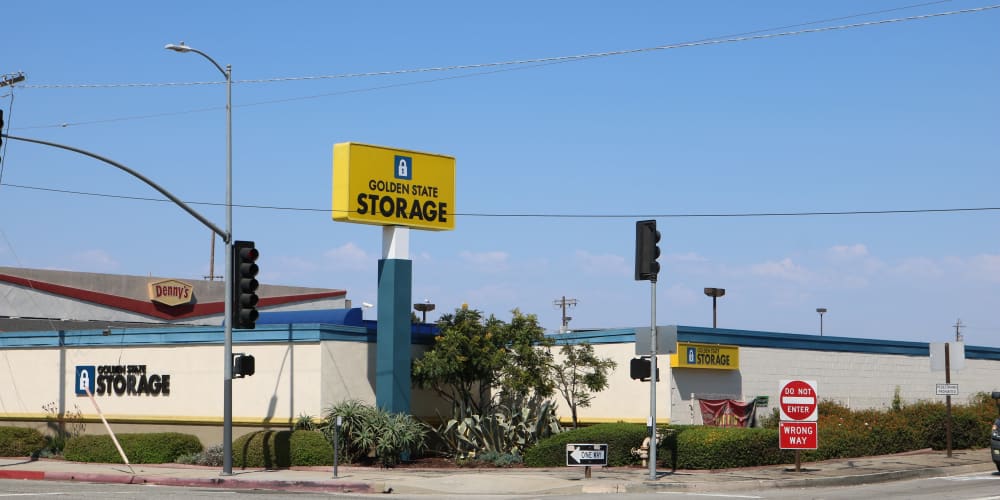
<box><xmin>2</xmin><ymin>1</ymin><xmax>998</xmax><ymax>345</ymax></box>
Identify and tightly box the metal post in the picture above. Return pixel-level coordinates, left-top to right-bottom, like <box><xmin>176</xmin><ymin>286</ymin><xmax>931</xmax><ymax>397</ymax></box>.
<box><xmin>333</xmin><ymin>415</ymin><xmax>341</xmax><ymax>478</ymax></box>
<box><xmin>648</xmin><ymin>279</ymin><xmax>657</xmax><ymax>481</ymax></box>
<box><xmin>712</xmin><ymin>296</ymin><xmax>718</xmax><ymax>328</ymax></box>
<box><xmin>945</xmin><ymin>342</ymin><xmax>953</xmax><ymax>458</ymax></box>
<box><xmin>222</xmin><ymin>62</ymin><xmax>234</xmax><ymax>476</ymax></box>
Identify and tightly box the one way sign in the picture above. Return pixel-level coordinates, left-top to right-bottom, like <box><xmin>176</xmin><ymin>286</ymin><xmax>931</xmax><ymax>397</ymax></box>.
<box><xmin>566</xmin><ymin>443</ymin><xmax>608</xmax><ymax>466</ymax></box>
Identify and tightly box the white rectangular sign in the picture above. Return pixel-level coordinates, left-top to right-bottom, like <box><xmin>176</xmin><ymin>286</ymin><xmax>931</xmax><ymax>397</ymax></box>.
<box><xmin>634</xmin><ymin>325</ymin><xmax>678</xmax><ymax>355</ymax></box>
<box><xmin>935</xmin><ymin>383</ymin><xmax>959</xmax><ymax>396</ymax></box>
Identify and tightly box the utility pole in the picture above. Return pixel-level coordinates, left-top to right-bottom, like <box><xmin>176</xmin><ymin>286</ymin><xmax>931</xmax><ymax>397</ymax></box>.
<box><xmin>552</xmin><ymin>296</ymin><xmax>578</xmax><ymax>333</ymax></box>
<box><xmin>0</xmin><ymin>72</ymin><xmax>25</xmax><ymax>88</ymax></box>
<box><xmin>953</xmin><ymin>318</ymin><xmax>964</xmax><ymax>342</ymax></box>
<box><xmin>0</xmin><ymin>73</ymin><xmax>25</xmax><ymax>163</ymax></box>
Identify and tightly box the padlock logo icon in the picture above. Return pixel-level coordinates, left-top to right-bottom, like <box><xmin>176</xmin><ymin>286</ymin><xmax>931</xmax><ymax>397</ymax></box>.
<box><xmin>394</xmin><ymin>155</ymin><xmax>413</xmax><ymax>180</ymax></box>
<box><xmin>75</xmin><ymin>366</ymin><xmax>96</xmax><ymax>396</ymax></box>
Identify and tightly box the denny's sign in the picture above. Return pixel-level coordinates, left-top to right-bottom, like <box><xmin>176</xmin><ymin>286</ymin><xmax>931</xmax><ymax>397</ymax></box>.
<box><xmin>148</xmin><ymin>279</ymin><xmax>194</xmax><ymax>307</ymax></box>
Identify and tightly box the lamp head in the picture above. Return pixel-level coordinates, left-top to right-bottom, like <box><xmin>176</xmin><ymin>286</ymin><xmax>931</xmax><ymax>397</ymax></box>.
<box><xmin>817</xmin><ymin>308</ymin><xmax>827</xmax><ymax>314</ymax></box>
<box><xmin>703</xmin><ymin>287</ymin><xmax>726</xmax><ymax>298</ymax></box>
<box><xmin>164</xmin><ymin>42</ymin><xmax>191</xmax><ymax>53</ymax></box>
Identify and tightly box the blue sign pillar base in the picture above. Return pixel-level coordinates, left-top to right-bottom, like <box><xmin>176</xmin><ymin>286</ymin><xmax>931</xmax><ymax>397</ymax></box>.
<box><xmin>376</xmin><ymin>258</ymin><xmax>412</xmax><ymax>415</ymax></box>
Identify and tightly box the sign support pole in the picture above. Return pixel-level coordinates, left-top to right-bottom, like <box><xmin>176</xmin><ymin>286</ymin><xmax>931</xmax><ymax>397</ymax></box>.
<box><xmin>648</xmin><ymin>278</ymin><xmax>657</xmax><ymax>481</ymax></box>
<box><xmin>945</xmin><ymin>342</ymin><xmax>953</xmax><ymax>458</ymax></box>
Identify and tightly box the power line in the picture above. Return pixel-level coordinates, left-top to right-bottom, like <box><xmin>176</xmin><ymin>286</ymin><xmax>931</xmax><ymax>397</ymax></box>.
<box><xmin>2</xmin><ymin>181</ymin><xmax>998</xmax><ymax>219</ymax></box>
<box><xmin>18</xmin><ymin>3</ymin><xmax>995</xmax><ymax>90</ymax></box>
<box><xmin>11</xmin><ymin>3</ymin><xmax>994</xmax><ymax>131</ymax></box>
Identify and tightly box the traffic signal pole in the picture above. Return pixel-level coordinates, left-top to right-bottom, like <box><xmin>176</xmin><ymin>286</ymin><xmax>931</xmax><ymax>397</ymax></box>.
<box><xmin>648</xmin><ymin>277</ymin><xmax>658</xmax><ymax>481</ymax></box>
<box><xmin>634</xmin><ymin>220</ymin><xmax>661</xmax><ymax>481</ymax></box>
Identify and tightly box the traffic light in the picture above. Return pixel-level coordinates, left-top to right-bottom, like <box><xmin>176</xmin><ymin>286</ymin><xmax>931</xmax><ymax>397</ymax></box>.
<box><xmin>231</xmin><ymin>240</ymin><xmax>260</xmax><ymax>329</ymax></box>
<box><xmin>634</xmin><ymin>220</ymin><xmax>661</xmax><ymax>281</ymax></box>
<box><xmin>233</xmin><ymin>353</ymin><xmax>255</xmax><ymax>378</ymax></box>
<box><xmin>629</xmin><ymin>357</ymin><xmax>659</xmax><ymax>381</ymax></box>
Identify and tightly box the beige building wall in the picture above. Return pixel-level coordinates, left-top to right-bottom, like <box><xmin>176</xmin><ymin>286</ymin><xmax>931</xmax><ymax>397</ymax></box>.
<box><xmin>551</xmin><ymin>342</ymin><xmax>673</xmax><ymax>425</ymax></box>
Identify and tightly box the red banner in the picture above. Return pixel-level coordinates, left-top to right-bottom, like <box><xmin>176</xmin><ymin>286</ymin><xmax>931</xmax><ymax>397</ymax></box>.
<box><xmin>699</xmin><ymin>399</ymin><xmax>756</xmax><ymax>427</ymax></box>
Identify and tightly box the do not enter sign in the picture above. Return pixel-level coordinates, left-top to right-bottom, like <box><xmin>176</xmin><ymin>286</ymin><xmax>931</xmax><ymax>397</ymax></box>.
<box><xmin>779</xmin><ymin>380</ymin><xmax>818</xmax><ymax>421</ymax></box>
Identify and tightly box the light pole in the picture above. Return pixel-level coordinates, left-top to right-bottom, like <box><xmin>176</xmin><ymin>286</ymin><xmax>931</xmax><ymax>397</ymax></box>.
<box><xmin>703</xmin><ymin>288</ymin><xmax>725</xmax><ymax>328</ymax></box>
<box><xmin>165</xmin><ymin>42</ymin><xmax>234</xmax><ymax>476</ymax></box>
<box><xmin>816</xmin><ymin>308</ymin><xmax>827</xmax><ymax>336</ymax></box>
<box><xmin>413</xmin><ymin>299</ymin><xmax>435</xmax><ymax>323</ymax></box>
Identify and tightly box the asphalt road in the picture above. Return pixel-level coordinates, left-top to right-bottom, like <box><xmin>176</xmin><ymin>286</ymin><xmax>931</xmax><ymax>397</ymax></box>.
<box><xmin>3</xmin><ymin>471</ymin><xmax>1000</xmax><ymax>499</ymax></box>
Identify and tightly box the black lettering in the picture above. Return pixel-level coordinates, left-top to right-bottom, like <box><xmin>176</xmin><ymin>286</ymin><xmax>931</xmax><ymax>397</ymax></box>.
<box><xmin>358</xmin><ymin>193</ymin><xmax>368</xmax><ymax>215</ymax></box>
<box><xmin>113</xmin><ymin>375</ymin><xmax>127</xmax><ymax>395</ymax></box>
<box><xmin>396</xmin><ymin>197</ymin><xmax>409</xmax><ymax>219</ymax></box>
<box><xmin>438</xmin><ymin>202</ymin><xmax>448</xmax><ymax>223</ymax></box>
<box><xmin>378</xmin><ymin>196</ymin><xmax>394</xmax><ymax>217</ymax></box>
<box><xmin>148</xmin><ymin>375</ymin><xmax>161</xmax><ymax>395</ymax></box>
<box><xmin>160</xmin><ymin>375</ymin><xmax>170</xmax><ymax>396</ymax></box>
<box><xmin>136</xmin><ymin>374</ymin><xmax>148</xmax><ymax>395</ymax></box>
<box><xmin>423</xmin><ymin>201</ymin><xmax>437</xmax><ymax>221</ymax></box>
<box><xmin>96</xmin><ymin>375</ymin><xmax>108</xmax><ymax>395</ymax></box>
<box><xmin>409</xmin><ymin>199</ymin><xmax>425</xmax><ymax>220</ymax></box>
<box><xmin>126</xmin><ymin>375</ymin><xmax>137</xmax><ymax>395</ymax></box>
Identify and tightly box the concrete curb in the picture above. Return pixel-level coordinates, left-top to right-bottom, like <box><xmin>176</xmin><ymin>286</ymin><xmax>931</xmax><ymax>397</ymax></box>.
<box><xmin>0</xmin><ymin>469</ymin><xmax>380</xmax><ymax>494</ymax></box>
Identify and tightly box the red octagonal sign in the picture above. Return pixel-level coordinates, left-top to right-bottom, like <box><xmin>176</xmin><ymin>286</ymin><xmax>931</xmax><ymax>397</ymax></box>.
<box><xmin>779</xmin><ymin>379</ymin><xmax>818</xmax><ymax>421</ymax></box>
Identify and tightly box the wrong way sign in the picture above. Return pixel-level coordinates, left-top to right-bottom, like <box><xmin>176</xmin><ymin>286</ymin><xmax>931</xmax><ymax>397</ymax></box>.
<box><xmin>779</xmin><ymin>421</ymin><xmax>818</xmax><ymax>449</ymax></box>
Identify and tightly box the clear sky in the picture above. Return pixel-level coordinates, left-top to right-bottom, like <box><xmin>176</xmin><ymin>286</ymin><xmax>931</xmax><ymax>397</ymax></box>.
<box><xmin>2</xmin><ymin>1</ymin><xmax>998</xmax><ymax>346</ymax></box>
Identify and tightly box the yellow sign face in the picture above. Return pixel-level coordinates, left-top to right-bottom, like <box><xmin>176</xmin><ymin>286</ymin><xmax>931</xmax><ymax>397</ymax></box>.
<box><xmin>332</xmin><ymin>142</ymin><xmax>455</xmax><ymax>231</ymax></box>
<box><xmin>670</xmin><ymin>342</ymin><xmax>740</xmax><ymax>370</ymax></box>
<box><xmin>148</xmin><ymin>279</ymin><xmax>194</xmax><ymax>307</ymax></box>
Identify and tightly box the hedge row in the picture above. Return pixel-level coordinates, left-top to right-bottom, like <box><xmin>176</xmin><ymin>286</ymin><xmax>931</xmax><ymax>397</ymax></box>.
<box><xmin>233</xmin><ymin>430</ymin><xmax>333</xmax><ymax>468</ymax></box>
<box><xmin>63</xmin><ymin>433</ymin><xmax>202</xmax><ymax>464</ymax></box>
<box><xmin>0</xmin><ymin>427</ymin><xmax>47</xmax><ymax>457</ymax></box>
<box><xmin>523</xmin><ymin>422</ymin><xmax>647</xmax><ymax>467</ymax></box>
<box><xmin>525</xmin><ymin>394</ymin><xmax>1000</xmax><ymax>469</ymax></box>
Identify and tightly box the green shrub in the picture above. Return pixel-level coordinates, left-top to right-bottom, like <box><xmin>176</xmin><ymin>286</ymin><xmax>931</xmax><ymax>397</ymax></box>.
<box><xmin>176</xmin><ymin>444</ymin><xmax>225</xmax><ymax>466</ymax></box>
<box><xmin>291</xmin><ymin>430</ymin><xmax>335</xmax><ymax>466</ymax></box>
<box><xmin>466</xmin><ymin>450</ymin><xmax>523</xmax><ymax>467</ymax></box>
<box><xmin>0</xmin><ymin>426</ymin><xmax>47</xmax><ymax>457</ymax></box>
<box><xmin>524</xmin><ymin>422</ymin><xmax>647</xmax><ymax>467</ymax></box>
<box><xmin>427</xmin><ymin>395</ymin><xmax>562</xmax><ymax>459</ymax></box>
<box><xmin>674</xmin><ymin>426</ymin><xmax>791</xmax><ymax>469</ymax></box>
<box><xmin>233</xmin><ymin>429</ymin><xmax>333</xmax><ymax>468</ymax></box>
<box><xmin>320</xmin><ymin>400</ymin><xmax>427</xmax><ymax>467</ymax></box>
<box><xmin>63</xmin><ymin>433</ymin><xmax>202</xmax><ymax>463</ymax></box>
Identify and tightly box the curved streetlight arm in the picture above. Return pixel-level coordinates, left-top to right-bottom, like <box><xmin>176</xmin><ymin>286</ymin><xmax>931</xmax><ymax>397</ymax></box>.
<box><xmin>165</xmin><ymin>44</ymin><xmax>227</xmax><ymax>79</ymax></box>
<box><xmin>1</xmin><ymin>134</ymin><xmax>227</xmax><ymax>241</ymax></box>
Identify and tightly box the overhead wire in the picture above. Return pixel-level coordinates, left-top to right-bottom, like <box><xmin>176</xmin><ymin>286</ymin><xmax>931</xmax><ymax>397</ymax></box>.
<box><xmin>10</xmin><ymin>2</ymin><xmax>998</xmax><ymax>130</ymax></box>
<box><xmin>1</xmin><ymin>181</ymin><xmax>997</xmax><ymax>219</ymax></box>
<box><xmin>17</xmin><ymin>1</ymin><xmax>986</xmax><ymax>90</ymax></box>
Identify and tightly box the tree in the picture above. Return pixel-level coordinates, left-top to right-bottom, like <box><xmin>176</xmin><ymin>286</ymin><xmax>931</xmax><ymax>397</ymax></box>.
<box><xmin>550</xmin><ymin>342</ymin><xmax>617</xmax><ymax>429</ymax></box>
<box><xmin>412</xmin><ymin>307</ymin><xmax>554</xmax><ymax>416</ymax></box>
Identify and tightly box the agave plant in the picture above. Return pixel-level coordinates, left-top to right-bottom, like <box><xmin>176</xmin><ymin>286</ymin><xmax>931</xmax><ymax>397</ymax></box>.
<box><xmin>320</xmin><ymin>399</ymin><xmax>427</xmax><ymax>467</ymax></box>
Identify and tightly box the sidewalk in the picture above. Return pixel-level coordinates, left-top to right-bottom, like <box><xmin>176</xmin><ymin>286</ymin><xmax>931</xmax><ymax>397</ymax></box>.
<box><xmin>0</xmin><ymin>449</ymin><xmax>996</xmax><ymax>495</ymax></box>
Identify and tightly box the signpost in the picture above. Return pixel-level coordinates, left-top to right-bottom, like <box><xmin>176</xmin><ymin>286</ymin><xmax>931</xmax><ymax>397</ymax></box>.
<box><xmin>779</xmin><ymin>380</ymin><xmax>818</xmax><ymax>472</ymax></box>
<box><xmin>566</xmin><ymin>443</ymin><xmax>608</xmax><ymax>479</ymax></box>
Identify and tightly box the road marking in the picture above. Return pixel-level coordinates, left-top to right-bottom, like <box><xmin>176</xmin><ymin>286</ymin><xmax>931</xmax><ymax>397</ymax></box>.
<box><xmin>938</xmin><ymin>472</ymin><xmax>999</xmax><ymax>481</ymax></box>
<box><xmin>0</xmin><ymin>493</ymin><xmax>71</xmax><ymax>497</ymax></box>
<box><xmin>658</xmin><ymin>493</ymin><xmax>764</xmax><ymax>499</ymax></box>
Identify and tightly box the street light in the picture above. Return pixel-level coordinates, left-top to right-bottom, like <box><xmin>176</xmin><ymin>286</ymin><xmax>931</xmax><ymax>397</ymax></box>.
<box><xmin>413</xmin><ymin>299</ymin><xmax>436</xmax><ymax>323</ymax></box>
<box><xmin>166</xmin><ymin>41</ymin><xmax>234</xmax><ymax>476</ymax></box>
<box><xmin>816</xmin><ymin>308</ymin><xmax>827</xmax><ymax>336</ymax></box>
<box><xmin>703</xmin><ymin>288</ymin><xmax>725</xmax><ymax>328</ymax></box>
